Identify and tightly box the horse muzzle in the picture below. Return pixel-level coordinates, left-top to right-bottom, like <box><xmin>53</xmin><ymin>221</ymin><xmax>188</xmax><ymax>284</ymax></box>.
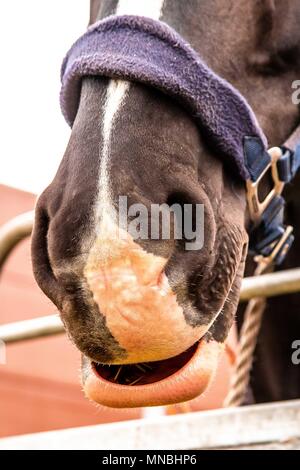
<box><xmin>80</xmin><ymin>223</ymin><xmax>223</xmax><ymax>408</ymax></box>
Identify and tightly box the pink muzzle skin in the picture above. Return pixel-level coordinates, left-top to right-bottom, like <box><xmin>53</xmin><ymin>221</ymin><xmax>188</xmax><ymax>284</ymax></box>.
<box><xmin>81</xmin><ymin>222</ymin><xmax>224</xmax><ymax>408</ymax></box>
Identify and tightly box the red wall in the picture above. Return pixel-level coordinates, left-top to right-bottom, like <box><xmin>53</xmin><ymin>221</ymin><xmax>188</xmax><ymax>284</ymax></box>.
<box><xmin>0</xmin><ymin>185</ymin><xmax>139</xmax><ymax>437</ymax></box>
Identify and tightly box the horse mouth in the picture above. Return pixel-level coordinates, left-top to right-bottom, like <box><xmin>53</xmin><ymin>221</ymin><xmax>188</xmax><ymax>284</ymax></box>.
<box><xmin>94</xmin><ymin>342</ymin><xmax>198</xmax><ymax>385</ymax></box>
<box><xmin>83</xmin><ymin>338</ymin><xmax>222</xmax><ymax>408</ymax></box>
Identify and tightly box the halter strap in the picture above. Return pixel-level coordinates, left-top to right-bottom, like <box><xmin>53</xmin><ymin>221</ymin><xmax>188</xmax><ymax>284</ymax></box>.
<box><xmin>284</xmin><ymin>124</ymin><xmax>300</xmax><ymax>153</ymax></box>
<box><xmin>245</xmin><ymin>128</ymin><xmax>300</xmax><ymax>269</ymax></box>
<box><xmin>60</xmin><ymin>14</ymin><xmax>266</xmax><ymax>181</ymax></box>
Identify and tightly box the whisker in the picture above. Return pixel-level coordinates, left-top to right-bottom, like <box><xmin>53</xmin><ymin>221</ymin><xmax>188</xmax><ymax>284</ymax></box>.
<box><xmin>142</xmin><ymin>363</ymin><xmax>153</xmax><ymax>371</ymax></box>
<box><xmin>129</xmin><ymin>376</ymin><xmax>143</xmax><ymax>386</ymax></box>
<box><xmin>114</xmin><ymin>366</ymin><xmax>122</xmax><ymax>382</ymax></box>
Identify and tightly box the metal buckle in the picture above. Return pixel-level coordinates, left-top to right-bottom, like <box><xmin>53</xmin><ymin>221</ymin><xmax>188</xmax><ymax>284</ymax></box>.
<box><xmin>254</xmin><ymin>225</ymin><xmax>293</xmax><ymax>275</ymax></box>
<box><xmin>246</xmin><ymin>147</ymin><xmax>284</xmax><ymax>224</ymax></box>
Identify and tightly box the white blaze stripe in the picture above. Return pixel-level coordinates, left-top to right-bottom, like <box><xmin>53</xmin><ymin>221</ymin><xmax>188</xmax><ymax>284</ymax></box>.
<box><xmin>97</xmin><ymin>79</ymin><xmax>130</xmax><ymax>230</ymax></box>
<box><xmin>116</xmin><ymin>0</ymin><xmax>165</xmax><ymax>18</ymax></box>
<box><xmin>97</xmin><ymin>0</ymin><xmax>165</xmax><ymax>233</ymax></box>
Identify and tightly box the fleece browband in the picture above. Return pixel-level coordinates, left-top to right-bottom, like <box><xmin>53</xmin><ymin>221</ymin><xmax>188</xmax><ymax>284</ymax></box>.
<box><xmin>60</xmin><ymin>14</ymin><xmax>268</xmax><ymax>181</ymax></box>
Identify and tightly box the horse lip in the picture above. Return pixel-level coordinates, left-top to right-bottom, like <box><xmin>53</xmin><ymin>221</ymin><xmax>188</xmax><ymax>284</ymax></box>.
<box><xmin>83</xmin><ymin>339</ymin><xmax>223</xmax><ymax>408</ymax></box>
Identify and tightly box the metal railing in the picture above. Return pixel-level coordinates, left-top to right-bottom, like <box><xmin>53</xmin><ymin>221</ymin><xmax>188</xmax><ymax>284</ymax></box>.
<box><xmin>1</xmin><ymin>212</ymin><xmax>300</xmax><ymax>344</ymax></box>
<box><xmin>0</xmin><ymin>314</ymin><xmax>63</xmax><ymax>344</ymax></box>
<box><xmin>0</xmin><ymin>211</ymin><xmax>34</xmax><ymax>270</ymax></box>
<box><xmin>0</xmin><ymin>398</ymin><xmax>299</xmax><ymax>449</ymax></box>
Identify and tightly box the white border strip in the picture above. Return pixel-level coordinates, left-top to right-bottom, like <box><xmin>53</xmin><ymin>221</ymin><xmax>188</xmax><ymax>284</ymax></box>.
<box><xmin>0</xmin><ymin>399</ymin><xmax>299</xmax><ymax>450</ymax></box>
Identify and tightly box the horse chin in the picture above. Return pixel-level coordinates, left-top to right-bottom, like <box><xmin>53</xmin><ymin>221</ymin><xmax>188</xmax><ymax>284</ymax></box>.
<box><xmin>82</xmin><ymin>338</ymin><xmax>222</xmax><ymax>408</ymax></box>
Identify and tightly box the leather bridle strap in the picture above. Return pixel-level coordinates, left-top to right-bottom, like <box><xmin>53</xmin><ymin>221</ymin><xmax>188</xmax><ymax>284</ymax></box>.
<box><xmin>284</xmin><ymin>123</ymin><xmax>300</xmax><ymax>152</ymax></box>
<box><xmin>244</xmin><ymin>126</ymin><xmax>300</xmax><ymax>274</ymax></box>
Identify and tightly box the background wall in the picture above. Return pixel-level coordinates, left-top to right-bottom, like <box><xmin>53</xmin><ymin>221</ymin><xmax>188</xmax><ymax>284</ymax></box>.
<box><xmin>0</xmin><ymin>0</ymin><xmax>87</xmax><ymax>194</ymax></box>
<box><xmin>0</xmin><ymin>185</ymin><xmax>140</xmax><ymax>437</ymax></box>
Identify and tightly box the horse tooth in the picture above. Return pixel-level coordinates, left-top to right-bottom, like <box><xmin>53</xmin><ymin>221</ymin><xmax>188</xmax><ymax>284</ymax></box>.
<box><xmin>129</xmin><ymin>376</ymin><xmax>143</xmax><ymax>386</ymax></box>
<box><xmin>113</xmin><ymin>366</ymin><xmax>122</xmax><ymax>381</ymax></box>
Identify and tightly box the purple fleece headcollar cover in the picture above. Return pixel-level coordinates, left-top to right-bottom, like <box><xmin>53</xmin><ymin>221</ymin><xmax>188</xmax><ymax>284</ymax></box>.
<box><xmin>61</xmin><ymin>15</ymin><xmax>267</xmax><ymax>181</ymax></box>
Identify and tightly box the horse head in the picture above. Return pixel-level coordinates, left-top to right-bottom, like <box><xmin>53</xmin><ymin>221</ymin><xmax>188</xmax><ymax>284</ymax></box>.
<box><xmin>31</xmin><ymin>0</ymin><xmax>300</xmax><ymax>407</ymax></box>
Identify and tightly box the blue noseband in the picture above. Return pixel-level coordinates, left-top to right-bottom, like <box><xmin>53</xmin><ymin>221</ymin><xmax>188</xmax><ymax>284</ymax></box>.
<box><xmin>60</xmin><ymin>14</ymin><xmax>300</xmax><ymax>267</ymax></box>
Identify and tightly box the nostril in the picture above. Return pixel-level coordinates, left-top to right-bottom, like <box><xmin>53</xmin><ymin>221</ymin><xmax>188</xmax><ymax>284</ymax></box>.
<box><xmin>31</xmin><ymin>204</ymin><xmax>63</xmax><ymax>309</ymax></box>
<box><xmin>166</xmin><ymin>191</ymin><xmax>204</xmax><ymax>250</ymax></box>
<box><xmin>167</xmin><ymin>191</ymin><xmax>197</xmax><ymax>231</ymax></box>
<box><xmin>167</xmin><ymin>191</ymin><xmax>194</xmax><ymax>206</ymax></box>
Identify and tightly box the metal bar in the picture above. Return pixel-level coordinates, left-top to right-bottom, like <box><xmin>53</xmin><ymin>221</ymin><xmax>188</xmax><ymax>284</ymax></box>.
<box><xmin>2</xmin><ymin>267</ymin><xmax>300</xmax><ymax>344</ymax></box>
<box><xmin>239</xmin><ymin>267</ymin><xmax>300</xmax><ymax>301</ymax></box>
<box><xmin>0</xmin><ymin>211</ymin><xmax>34</xmax><ymax>271</ymax></box>
<box><xmin>0</xmin><ymin>314</ymin><xmax>63</xmax><ymax>343</ymax></box>
<box><xmin>0</xmin><ymin>399</ymin><xmax>299</xmax><ymax>450</ymax></box>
